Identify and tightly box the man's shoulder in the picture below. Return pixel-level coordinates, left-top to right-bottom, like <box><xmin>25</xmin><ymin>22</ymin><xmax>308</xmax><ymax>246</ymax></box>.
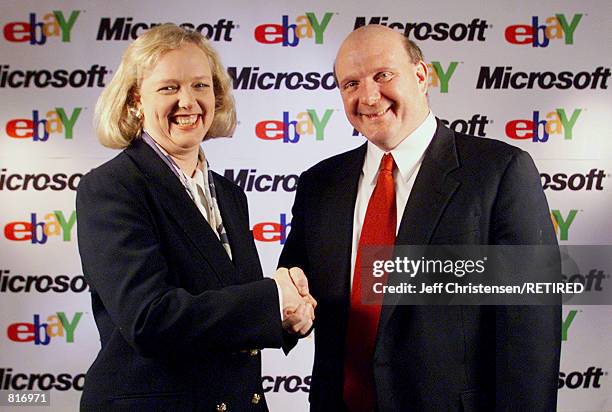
<box><xmin>446</xmin><ymin>128</ymin><xmax>531</xmax><ymax>177</ymax></box>
<box><xmin>453</xmin><ymin>130</ymin><xmax>523</xmax><ymax>162</ymax></box>
<box><xmin>302</xmin><ymin>143</ymin><xmax>366</xmax><ymax>179</ymax></box>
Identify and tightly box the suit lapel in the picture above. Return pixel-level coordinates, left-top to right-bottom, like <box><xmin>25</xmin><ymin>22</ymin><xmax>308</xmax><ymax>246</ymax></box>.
<box><xmin>323</xmin><ymin>144</ymin><xmax>367</xmax><ymax>307</ymax></box>
<box><xmin>125</xmin><ymin>139</ymin><xmax>235</xmax><ymax>286</ymax></box>
<box><xmin>211</xmin><ymin>173</ymin><xmax>243</xmax><ymax>285</ymax></box>
<box><xmin>378</xmin><ymin>121</ymin><xmax>461</xmax><ymax>335</ymax></box>
<box><xmin>396</xmin><ymin>120</ymin><xmax>461</xmax><ymax>245</ymax></box>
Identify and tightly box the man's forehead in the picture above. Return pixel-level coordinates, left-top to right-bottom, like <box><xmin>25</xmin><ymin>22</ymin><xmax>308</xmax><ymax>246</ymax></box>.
<box><xmin>336</xmin><ymin>46</ymin><xmax>408</xmax><ymax>80</ymax></box>
<box><xmin>338</xmin><ymin>29</ymin><xmax>407</xmax><ymax>60</ymax></box>
<box><xmin>344</xmin><ymin>24</ymin><xmax>403</xmax><ymax>43</ymax></box>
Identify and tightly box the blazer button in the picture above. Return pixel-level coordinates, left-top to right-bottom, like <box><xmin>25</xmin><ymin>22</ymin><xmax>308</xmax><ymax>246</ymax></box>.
<box><xmin>216</xmin><ymin>402</ymin><xmax>227</xmax><ymax>411</ymax></box>
<box><xmin>249</xmin><ymin>349</ymin><xmax>259</xmax><ymax>356</ymax></box>
<box><xmin>251</xmin><ymin>393</ymin><xmax>261</xmax><ymax>404</ymax></box>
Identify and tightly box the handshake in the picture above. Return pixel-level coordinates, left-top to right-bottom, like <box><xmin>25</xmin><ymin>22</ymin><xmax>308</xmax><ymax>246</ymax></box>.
<box><xmin>273</xmin><ymin>267</ymin><xmax>317</xmax><ymax>336</ymax></box>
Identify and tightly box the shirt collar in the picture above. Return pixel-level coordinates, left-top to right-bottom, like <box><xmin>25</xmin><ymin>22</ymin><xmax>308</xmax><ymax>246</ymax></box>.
<box><xmin>141</xmin><ymin>131</ymin><xmax>207</xmax><ymax>180</ymax></box>
<box><xmin>363</xmin><ymin>111</ymin><xmax>436</xmax><ymax>186</ymax></box>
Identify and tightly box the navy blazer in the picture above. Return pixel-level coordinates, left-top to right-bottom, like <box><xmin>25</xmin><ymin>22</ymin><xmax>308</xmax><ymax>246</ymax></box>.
<box><xmin>279</xmin><ymin>121</ymin><xmax>561</xmax><ymax>412</ymax></box>
<box><xmin>77</xmin><ymin>138</ymin><xmax>282</xmax><ymax>411</ymax></box>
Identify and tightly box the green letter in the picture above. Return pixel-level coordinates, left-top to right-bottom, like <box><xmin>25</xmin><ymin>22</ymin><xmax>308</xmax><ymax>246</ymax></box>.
<box><xmin>431</xmin><ymin>61</ymin><xmax>458</xmax><ymax>93</ymax></box>
<box><xmin>57</xmin><ymin>312</ymin><xmax>83</xmax><ymax>343</ymax></box>
<box><xmin>555</xmin><ymin>14</ymin><xmax>582</xmax><ymax>45</ymax></box>
<box><xmin>307</xmin><ymin>109</ymin><xmax>333</xmax><ymax>141</ymax></box>
<box><xmin>305</xmin><ymin>12</ymin><xmax>333</xmax><ymax>44</ymax></box>
<box><xmin>53</xmin><ymin>10</ymin><xmax>81</xmax><ymax>42</ymax></box>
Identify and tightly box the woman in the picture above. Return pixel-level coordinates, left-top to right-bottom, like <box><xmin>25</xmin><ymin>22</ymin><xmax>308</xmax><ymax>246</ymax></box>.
<box><xmin>77</xmin><ymin>24</ymin><xmax>312</xmax><ymax>411</ymax></box>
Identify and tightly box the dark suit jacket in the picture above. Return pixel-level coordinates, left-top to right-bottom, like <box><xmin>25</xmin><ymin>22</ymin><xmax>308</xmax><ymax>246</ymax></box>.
<box><xmin>279</xmin><ymin>121</ymin><xmax>561</xmax><ymax>412</ymax></box>
<box><xmin>77</xmin><ymin>138</ymin><xmax>282</xmax><ymax>411</ymax></box>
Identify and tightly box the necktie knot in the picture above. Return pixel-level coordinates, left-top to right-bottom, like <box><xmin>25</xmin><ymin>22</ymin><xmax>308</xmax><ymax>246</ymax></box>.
<box><xmin>380</xmin><ymin>153</ymin><xmax>395</xmax><ymax>174</ymax></box>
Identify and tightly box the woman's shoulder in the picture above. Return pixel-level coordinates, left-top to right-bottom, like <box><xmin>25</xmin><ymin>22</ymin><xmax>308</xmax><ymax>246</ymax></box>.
<box><xmin>79</xmin><ymin>149</ymin><xmax>145</xmax><ymax>194</ymax></box>
<box><xmin>211</xmin><ymin>170</ymin><xmax>245</xmax><ymax>196</ymax></box>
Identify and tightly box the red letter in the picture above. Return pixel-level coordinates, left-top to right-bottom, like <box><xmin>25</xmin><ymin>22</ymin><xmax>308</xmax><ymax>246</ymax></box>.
<box><xmin>255</xmin><ymin>120</ymin><xmax>284</xmax><ymax>140</ymax></box>
<box><xmin>3</xmin><ymin>22</ymin><xmax>31</xmax><ymax>42</ymax></box>
<box><xmin>4</xmin><ymin>222</ymin><xmax>32</xmax><ymax>241</ymax></box>
<box><xmin>505</xmin><ymin>120</ymin><xmax>533</xmax><ymax>140</ymax></box>
<box><xmin>6</xmin><ymin>119</ymin><xmax>33</xmax><ymax>138</ymax></box>
<box><xmin>254</xmin><ymin>24</ymin><xmax>283</xmax><ymax>44</ymax></box>
<box><xmin>252</xmin><ymin>222</ymin><xmax>281</xmax><ymax>242</ymax></box>
<box><xmin>7</xmin><ymin>323</ymin><xmax>35</xmax><ymax>342</ymax></box>
<box><xmin>504</xmin><ymin>24</ymin><xmax>533</xmax><ymax>45</ymax></box>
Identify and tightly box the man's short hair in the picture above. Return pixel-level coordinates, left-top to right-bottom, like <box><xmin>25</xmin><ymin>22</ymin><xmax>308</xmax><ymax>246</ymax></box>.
<box><xmin>333</xmin><ymin>33</ymin><xmax>425</xmax><ymax>86</ymax></box>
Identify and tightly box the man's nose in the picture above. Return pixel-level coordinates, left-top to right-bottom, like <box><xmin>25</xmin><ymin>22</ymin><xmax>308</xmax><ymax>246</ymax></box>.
<box><xmin>359</xmin><ymin>80</ymin><xmax>381</xmax><ymax>106</ymax></box>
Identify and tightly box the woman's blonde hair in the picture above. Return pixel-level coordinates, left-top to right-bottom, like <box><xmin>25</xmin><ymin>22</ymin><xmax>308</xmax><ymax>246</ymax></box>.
<box><xmin>95</xmin><ymin>23</ymin><xmax>236</xmax><ymax>149</ymax></box>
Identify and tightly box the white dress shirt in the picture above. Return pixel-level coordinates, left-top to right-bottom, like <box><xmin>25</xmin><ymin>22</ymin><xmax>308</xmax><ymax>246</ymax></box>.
<box><xmin>350</xmin><ymin>111</ymin><xmax>437</xmax><ymax>287</ymax></box>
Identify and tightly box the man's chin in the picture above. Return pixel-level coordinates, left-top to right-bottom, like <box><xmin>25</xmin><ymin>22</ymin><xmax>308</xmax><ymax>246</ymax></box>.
<box><xmin>362</xmin><ymin>131</ymin><xmax>398</xmax><ymax>150</ymax></box>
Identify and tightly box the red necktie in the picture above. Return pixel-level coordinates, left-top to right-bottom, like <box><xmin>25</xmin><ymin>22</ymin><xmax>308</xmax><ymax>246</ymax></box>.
<box><xmin>343</xmin><ymin>153</ymin><xmax>396</xmax><ymax>412</ymax></box>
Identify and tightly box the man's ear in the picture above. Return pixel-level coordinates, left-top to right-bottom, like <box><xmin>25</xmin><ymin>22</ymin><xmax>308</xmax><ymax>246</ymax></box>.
<box><xmin>415</xmin><ymin>60</ymin><xmax>429</xmax><ymax>94</ymax></box>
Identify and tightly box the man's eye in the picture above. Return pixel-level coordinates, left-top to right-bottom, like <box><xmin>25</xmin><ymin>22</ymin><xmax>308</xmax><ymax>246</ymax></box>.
<box><xmin>343</xmin><ymin>81</ymin><xmax>358</xmax><ymax>90</ymax></box>
<box><xmin>376</xmin><ymin>72</ymin><xmax>394</xmax><ymax>82</ymax></box>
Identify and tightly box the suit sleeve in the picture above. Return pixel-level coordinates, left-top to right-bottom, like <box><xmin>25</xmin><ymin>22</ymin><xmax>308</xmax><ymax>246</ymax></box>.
<box><xmin>76</xmin><ymin>170</ymin><xmax>283</xmax><ymax>358</ymax></box>
<box><xmin>278</xmin><ymin>171</ymin><xmax>313</xmax><ymax>353</ymax></box>
<box><xmin>278</xmin><ymin>171</ymin><xmax>311</xmax><ymax>271</ymax></box>
<box><xmin>491</xmin><ymin>150</ymin><xmax>561</xmax><ymax>411</ymax></box>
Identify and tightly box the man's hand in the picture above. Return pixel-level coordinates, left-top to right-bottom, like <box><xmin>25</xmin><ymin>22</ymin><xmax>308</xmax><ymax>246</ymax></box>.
<box><xmin>286</xmin><ymin>267</ymin><xmax>317</xmax><ymax>309</ymax></box>
<box><xmin>274</xmin><ymin>267</ymin><xmax>317</xmax><ymax>335</ymax></box>
<box><xmin>282</xmin><ymin>302</ymin><xmax>315</xmax><ymax>335</ymax></box>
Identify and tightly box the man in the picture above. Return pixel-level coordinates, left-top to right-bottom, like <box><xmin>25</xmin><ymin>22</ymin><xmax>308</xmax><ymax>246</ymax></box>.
<box><xmin>279</xmin><ymin>25</ymin><xmax>560</xmax><ymax>411</ymax></box>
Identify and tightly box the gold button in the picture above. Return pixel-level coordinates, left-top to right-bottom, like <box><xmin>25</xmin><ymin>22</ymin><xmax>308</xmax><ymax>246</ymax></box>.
<box><xmin>251</xmin><ymin>393</ymin><xmax>261</xmax><ymax>404</ymax></box>
<box><xmin>216</xmin><ymin>403</ymin><xmax>227</xmax><ymax>411</ymax></box>
<box><xmin>249</xmin><ymin>349</ymin><xmax>259</xmax><ymax>356</ymax></box>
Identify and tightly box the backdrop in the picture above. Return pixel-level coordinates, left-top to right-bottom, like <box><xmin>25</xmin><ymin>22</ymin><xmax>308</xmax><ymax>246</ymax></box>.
<box><xmin>1</xmin><ymin>0</ymin><xmax>611</xmax><ymax>410</ymax></box>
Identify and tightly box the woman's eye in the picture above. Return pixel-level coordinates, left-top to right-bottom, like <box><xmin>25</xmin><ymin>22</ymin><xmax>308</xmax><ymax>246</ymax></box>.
<box><xmin>194</xmin><ymin>82</ymin><xmax>210</xmax><ymax>89</ymax></box>
<box><xmin>158</xmin><ymin>85</ymin><xmax>177</xmax><ymax>92</ymax></box>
